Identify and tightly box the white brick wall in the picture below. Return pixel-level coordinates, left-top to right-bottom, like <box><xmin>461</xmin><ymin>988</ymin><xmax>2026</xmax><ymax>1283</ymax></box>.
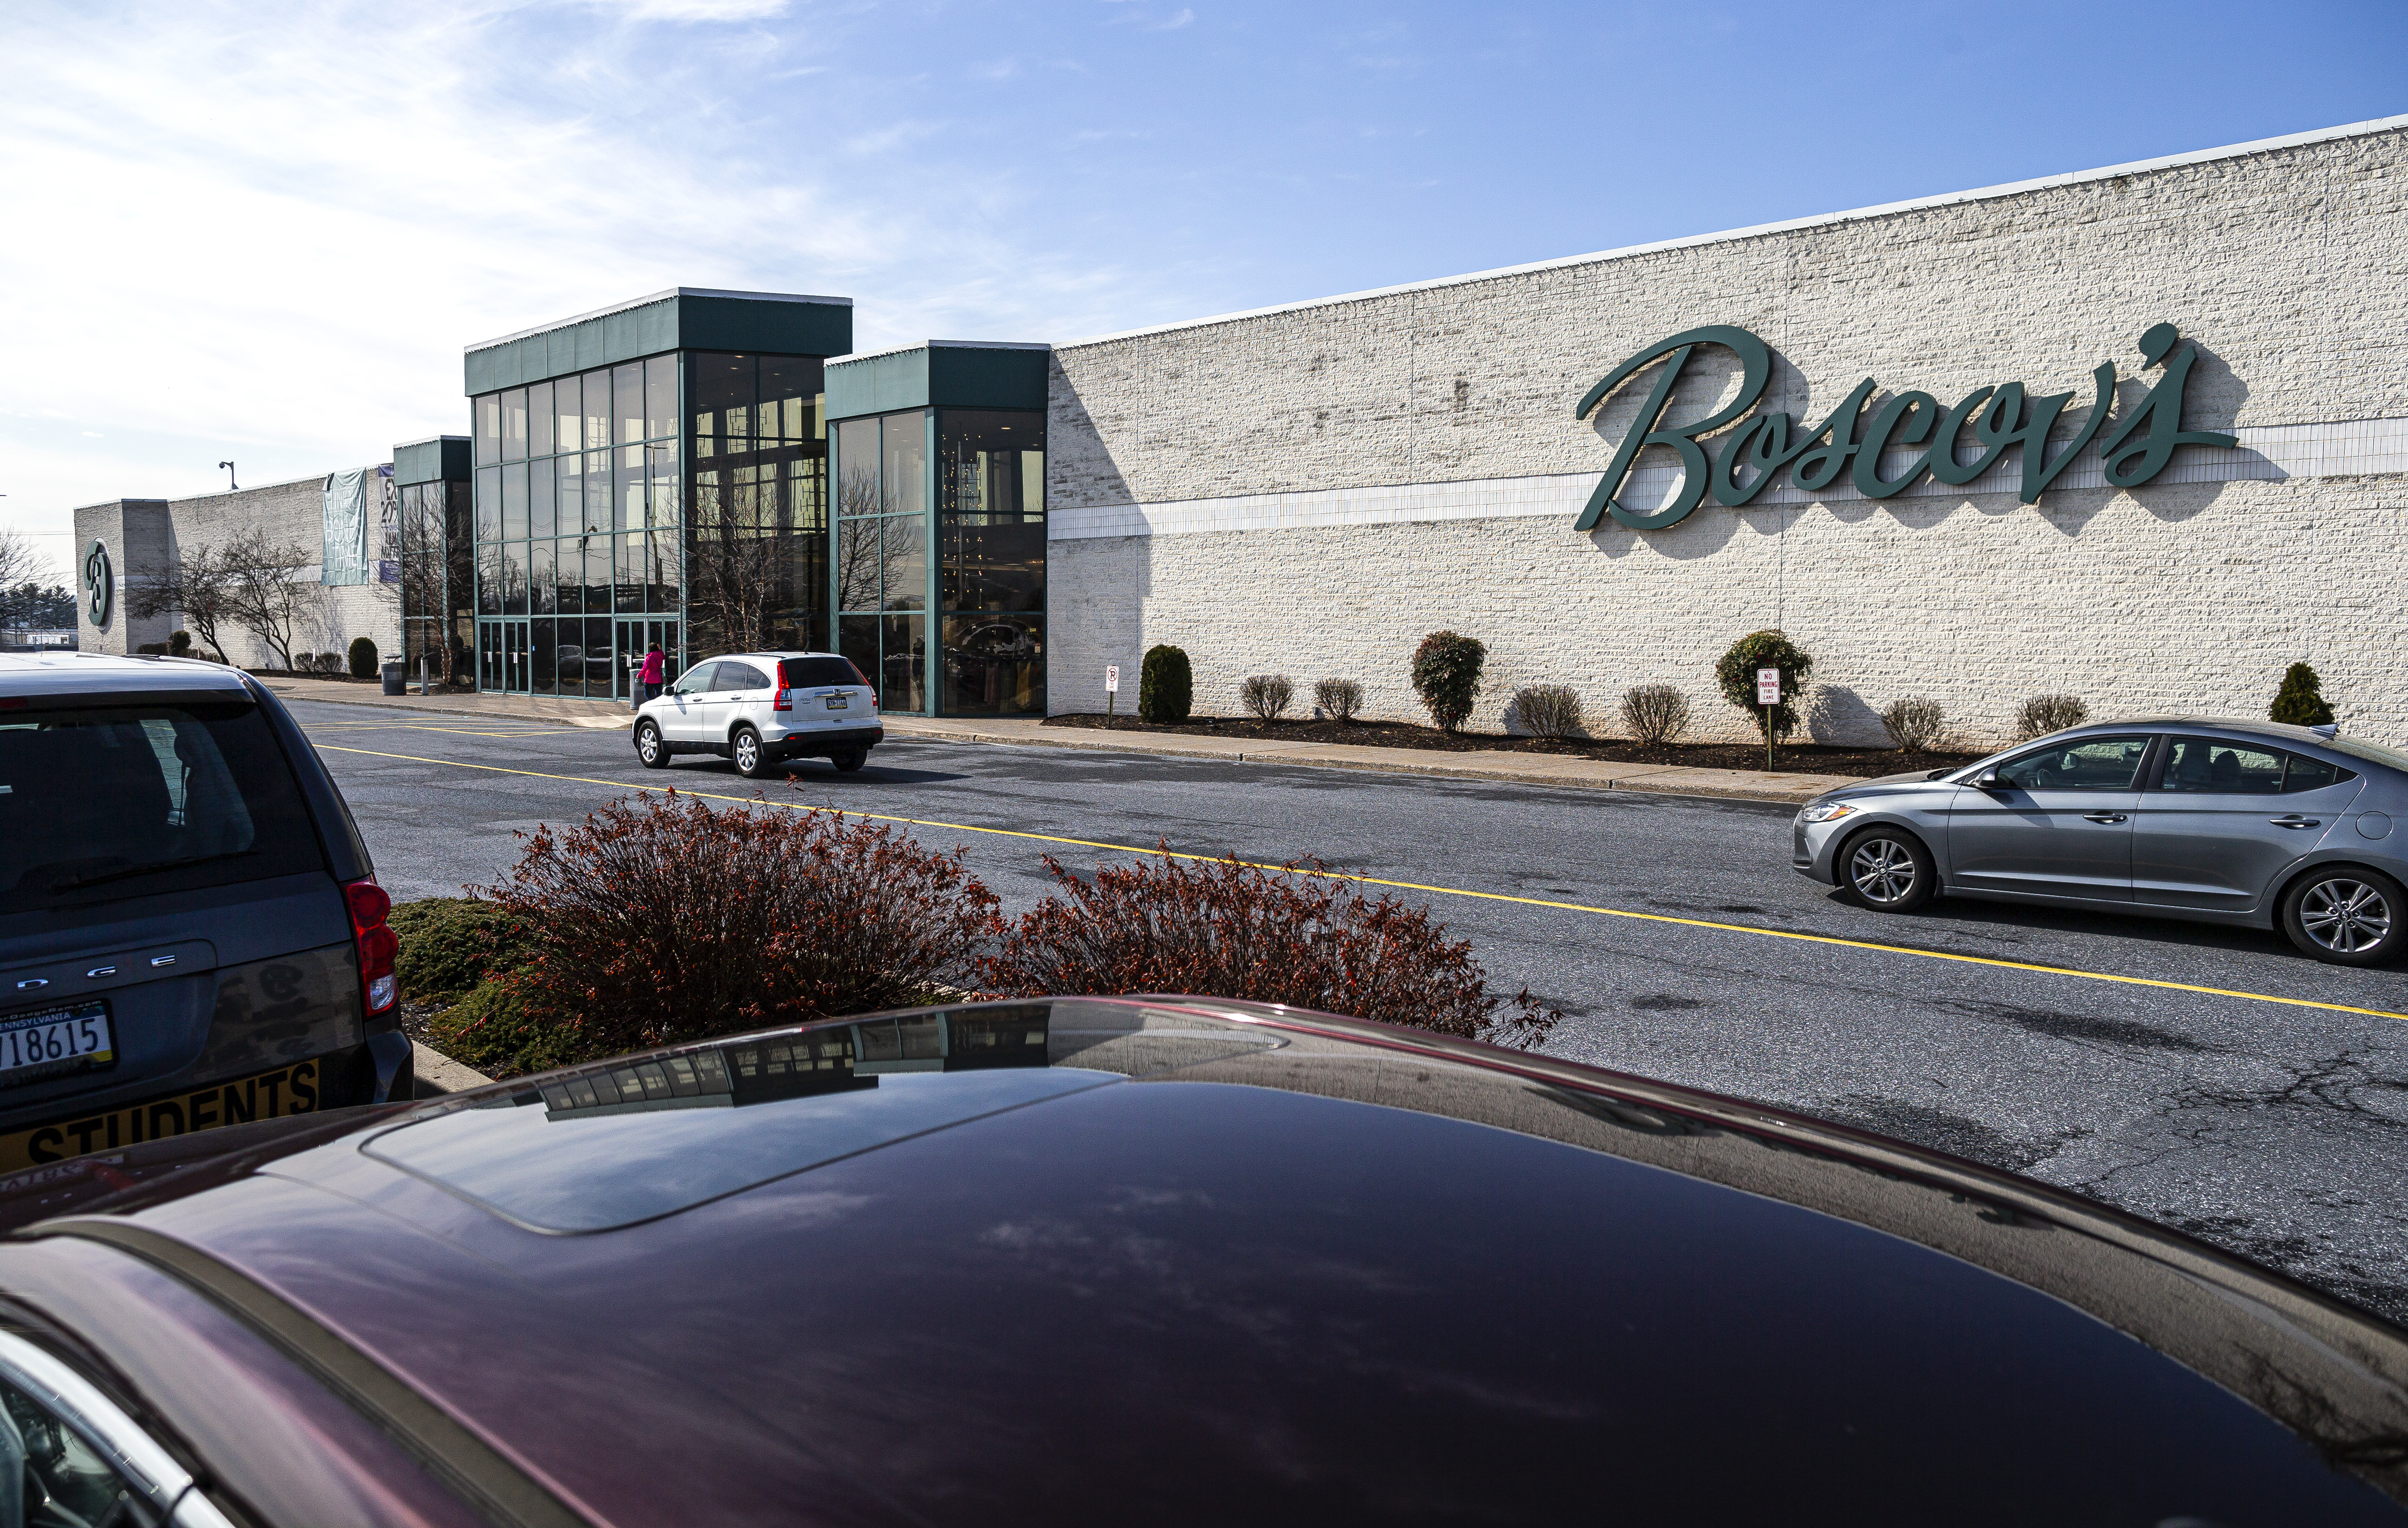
<box><xmin>1044</xmin><ymin>120</ymin><xmax>2408</xmax><ymax>748</ymax></box>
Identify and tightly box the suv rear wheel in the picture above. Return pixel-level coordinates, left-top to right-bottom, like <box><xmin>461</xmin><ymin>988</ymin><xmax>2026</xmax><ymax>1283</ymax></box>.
<box><xmin>732</xmin><ymin>727</ymin><xmax>770</xmax><ymax>779</ymax></box>
<box><xmin>634</xmin><ymin>720</ymin><xmax>668</xmax><ymax>770</ymax></box>
<box><xmin>1837</xmin><ymin>826</ymin><xmax>1936</xmax><ymax>913</ymax></box>
<box><xmin>2280</xmin><ymin>867</ymin><xmax>2405</xmax><ymax>966</ymax></box>
<box><xmin>832</xmin><ymin>750</ymin><xmax>866</xmax><ymax>774</ymax></box>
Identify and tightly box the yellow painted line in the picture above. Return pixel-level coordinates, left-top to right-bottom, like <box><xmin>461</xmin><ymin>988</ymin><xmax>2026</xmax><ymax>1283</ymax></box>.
<box><xmin>315</xmin><ymin>742</ymin><xmax>2408</xmax><ymax>1026</ymax></box>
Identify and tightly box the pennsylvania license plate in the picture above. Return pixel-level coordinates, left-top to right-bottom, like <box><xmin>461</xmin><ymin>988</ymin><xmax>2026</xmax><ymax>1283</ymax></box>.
<box><xmin>0</xmin><ymin>1001</ymin><xmax>115</xmax><ymax>1084</ymax></box>
<box><xmin>824</xmin><ymin>694</ymin><xmax>849</xmax><ymax>709</ymax></box>
<box><xmin>0</xmin><ymin>1057</ymin><xmax>322</xmax><ymax>1173</ymax></box>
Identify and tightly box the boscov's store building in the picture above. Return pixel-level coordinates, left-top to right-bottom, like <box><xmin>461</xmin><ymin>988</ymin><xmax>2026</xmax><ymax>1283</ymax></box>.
<box><xmin>70</xmin><ymin>114</ymin><xmax>2408</xmax><ymax>745</ymax></box>
<box><xmin>1043</xmin><ymin>114</ymin><xmax>2408</xmax><ymax>748</ymax></box>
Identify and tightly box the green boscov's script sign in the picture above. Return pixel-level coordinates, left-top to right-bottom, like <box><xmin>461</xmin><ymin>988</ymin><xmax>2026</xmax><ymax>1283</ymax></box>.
<box><xmin>82</xmin><ymin>540</ymin><xmax>112</xmax><ymax>627</ymax></box>
<box><xmin>1572</xmin><ymin>323</ymin><xmax>2237</xmax><ymax>531</ymax></box>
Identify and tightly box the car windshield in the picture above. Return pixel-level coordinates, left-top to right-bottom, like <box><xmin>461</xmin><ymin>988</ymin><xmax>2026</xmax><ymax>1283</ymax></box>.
<box><xmin>0</xmin><ymin>701</ymin><xmax>325</xmax><ymax>915</ymax></box>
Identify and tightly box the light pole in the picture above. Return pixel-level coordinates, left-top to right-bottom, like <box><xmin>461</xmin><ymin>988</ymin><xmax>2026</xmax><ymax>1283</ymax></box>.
<box><xmin>217</xmin><ymin>461</ymin><xmax>237</xmax><ymax>491</ymax></box>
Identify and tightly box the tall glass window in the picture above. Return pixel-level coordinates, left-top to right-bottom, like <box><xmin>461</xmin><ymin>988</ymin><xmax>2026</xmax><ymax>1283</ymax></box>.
<box><xmin>936</xmin><ymin>409</ymin><xmax>1044</xmax><ymax>715</ymax></box>
<box><xmin>529</xmin><ymin>381</ymin><xmax>554</xmax><ymax>458</ymax></box>
<box><xmin>684</xmin><ymin>352</ymin><xmax>827</xmax><ymax>660</ymax></box>
<box><xmin>501</xmin><ymin>389</ymin><xmax>528</xmax><ymax>461</ymax></box>
<box><xmin>834</xmin><ymin>408</ymin><xmax>929</xmax><ymax>713</ymax></box>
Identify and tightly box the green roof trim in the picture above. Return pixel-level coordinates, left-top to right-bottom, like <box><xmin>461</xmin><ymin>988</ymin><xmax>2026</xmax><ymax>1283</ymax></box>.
<box><xmin>392</xmin><ymin>436</ymin><xmax>471</xmax><ymax>486</ymax></box>
<box><xmin>464</xmin><ymin>288</ymin><xmax>854</xmax><ymax>396</ymax></box>
<box><xmin>825</xmin><ymin>341</ymin><xmax>1050</xmax><ymax>421</ymax></box>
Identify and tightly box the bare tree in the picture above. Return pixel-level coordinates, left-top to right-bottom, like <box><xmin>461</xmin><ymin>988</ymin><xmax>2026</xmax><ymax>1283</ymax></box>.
<box><xmin>0</xmin><ymin>528</ymin><xmax>41</xmax><ymax>613</ymax></box>
<box><xmin>218</xmin><ymin>528</ymin><xmax>320</xmax><ymax>669</ymax></box>
<box><xmin>128</xmin><ymin>543</ymin><xmax>239</xmax><ymax>661</ymax></box>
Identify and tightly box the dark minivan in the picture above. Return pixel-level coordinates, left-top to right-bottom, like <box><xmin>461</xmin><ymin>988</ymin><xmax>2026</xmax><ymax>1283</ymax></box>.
<box><xmin>0</xmin><ymin>653</ymin><xmax>409</xmax><ymax>1170</ymax></box>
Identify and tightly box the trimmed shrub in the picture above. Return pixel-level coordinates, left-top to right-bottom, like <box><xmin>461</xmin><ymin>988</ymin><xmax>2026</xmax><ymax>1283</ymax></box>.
<box><xmin>1411</xmin><ymin>631</ymin><xmax>1486</xmax><ymax>733</ymax></box>
<box><xmin>1879</xmin><ymin>697</ymin><xmax>1947</xmax><ymax>752</ymax></box>
<box><xmin>168</xmin><ymin>630</ymin><xmax>191</xmax><ymax>655</ymax></box>
<box><xmin>1139</xmin><ymin>644</ymin><xmax>1193</xmax><ymax>723</ymax></box>
<box><xmin>474</xmin><ymin>792</ymin><xmax>1001</xmax><ymax>1059</ymax></box>
<box><xmin>391</xmin><ymin>896</ymin><xmax>528</xmax><ymax>1004</ymax></box>
<box><xmin>348</xmin><ymin>636</ymin><xmax>379</xmax><ymax>679</ymax></box>
<box><xmin>980</xmin><ymin>851</ymin><xmax>1559</xmax><ymax>1047</ymax></box>
<box><xmin>1715</xmin><ymin>630</ymin><xmax>1814</xmax><ymax>742</ymax></box>
<box><xmin>1315</xmin><ymin>678</ymin><xmax>1364</xmax><ymax>721</ymax></box>
<box><xmin>1513</xmin><ymin>684</ymin><xmax>1584</xmax><ymax>739</ymax></box>
<box><xmin>427</xmin><ymin>980</ymin><xmax>582</xmax><ymax>1080</ymax></box>
<box><xmin>2269</xmin><ymin>662</ymin><xmax>2335</xmax><ymax>727</ymax></box>
<box><xmin>1239</xmin><ymin>674</ymin><xmax>1295</xmax><ymax>722</ymax></box>
<box><xmin>2013</xmin><ymin>694</ymin><xmax>2090</xmax><ymax>741</ymax></box>
<box><xmin>1621</xmin><ymin>684</ymin><xmax>1691</xmax><ymax>745</ymax></box>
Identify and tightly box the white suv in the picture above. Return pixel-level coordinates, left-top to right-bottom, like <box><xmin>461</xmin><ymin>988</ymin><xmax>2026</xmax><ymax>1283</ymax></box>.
<box><xmin>632</xmin><ymin>652</ymin><xmax>883</xmax><ymax>778</ymax></box>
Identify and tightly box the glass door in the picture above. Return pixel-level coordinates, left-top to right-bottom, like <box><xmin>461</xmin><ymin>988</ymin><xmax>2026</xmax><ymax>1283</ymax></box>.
<box><xmin>503</xmin><ymin>621</ymin><xmax>530</xmax><ymax>693</ymax></box>
<box><xmin>616</xmin><ymin>618</ymin><xmax>680</xmax><ymax>699</ymax></box>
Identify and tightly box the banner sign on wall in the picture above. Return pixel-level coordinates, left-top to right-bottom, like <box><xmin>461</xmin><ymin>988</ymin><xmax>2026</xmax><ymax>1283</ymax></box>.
<box><xmin>1572</xmin><ymin>323</ymin><xmax>2236</xmax><ymax>532</ymax></box>
<box><xmin>322</xmin><ymin>469</ymin><xmax>371</xmax><ymax>585</ymax></box>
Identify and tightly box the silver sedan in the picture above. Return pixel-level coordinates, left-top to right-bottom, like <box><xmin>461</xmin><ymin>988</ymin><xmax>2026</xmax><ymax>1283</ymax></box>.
<box><xmin>1792</xmin><ymin>717</ymin><xmax>2408</xmax><ymax>966</ymax></box>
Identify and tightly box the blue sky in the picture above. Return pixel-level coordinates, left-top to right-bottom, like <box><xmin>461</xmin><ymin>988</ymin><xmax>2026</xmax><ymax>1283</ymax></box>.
<box><xmin>4</xmin><ymin>0</ymin><xmax>2404</xmax><ymax>579</ymax></box>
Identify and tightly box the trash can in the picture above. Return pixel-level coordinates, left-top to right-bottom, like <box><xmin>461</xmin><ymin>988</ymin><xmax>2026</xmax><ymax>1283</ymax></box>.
<box><xmin>381</xmin><ymin>660</ymin><xmax>405</xmax><ymax>696</ymax></box>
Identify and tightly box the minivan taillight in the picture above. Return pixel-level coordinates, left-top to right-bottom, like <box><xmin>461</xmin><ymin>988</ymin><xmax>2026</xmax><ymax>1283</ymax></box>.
<box><xmin>346</xmin><ymin>878</ymin><xmax>399</xmax><ymax>1015</ymax></box>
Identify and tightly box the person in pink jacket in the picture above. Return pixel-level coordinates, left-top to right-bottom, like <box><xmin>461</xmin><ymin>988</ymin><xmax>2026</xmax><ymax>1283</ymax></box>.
<box><xmin>637</xmin><ymin>643</ymin><xmax>665</xmax><ymax>705</ymax></box>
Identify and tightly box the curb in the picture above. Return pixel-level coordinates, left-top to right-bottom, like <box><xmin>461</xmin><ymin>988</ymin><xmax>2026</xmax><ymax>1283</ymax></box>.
<box><xmin>882</xmin><ymin>723</ymin><xmax>1837</xmax><ymax>806</ymax></box>
<box><xmin>413</xmin><ymin>1042</ymin><xmax>496</xmax><ymax>1097</ymax></box>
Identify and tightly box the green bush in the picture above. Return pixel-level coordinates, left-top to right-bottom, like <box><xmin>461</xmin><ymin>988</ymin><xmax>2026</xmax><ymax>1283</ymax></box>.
<box><xmin>1411</xmin><ymin>632</ymin><xmax>1486</xmax><ymax>732</ymax></box>
<box><xmin>2269</xmin><ymin>662</ymin><xmax>2335</xmax><ymax>727</ymax></box>
<box><xmin>1139</xmin><ymin>644</ymin><xmax>1192</xmax><ymax>723</ymax></box>
<box><xmin>391</xmin><ymin>897</ymin><xmax>529</xmax><ymax>1004</ymax></box>
<box><xmin>168</xmin><ymin>630</ymin><xmax>191</xmax><ymax>655</ymax></box>
<box><xmin>428</xmin><ymin>980</ymin><xmax>583</xmax><ymax>1080</ymax></box>
<box><xmin>1715</xmin><ymin>630</ymin><xmax>1815</xmax><ymax>742</ymax></box>
<box><xmin>347</xmin><ymin>637</ymin><xmax>379</xmax><ymax>679</ymax></box>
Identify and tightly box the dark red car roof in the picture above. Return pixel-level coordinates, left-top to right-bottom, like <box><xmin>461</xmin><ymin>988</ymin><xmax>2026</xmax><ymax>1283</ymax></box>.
<box><xmin>1</xmin><ymin>997</ymin><xmax>2403</xmax><ymax>1525</ymax></box>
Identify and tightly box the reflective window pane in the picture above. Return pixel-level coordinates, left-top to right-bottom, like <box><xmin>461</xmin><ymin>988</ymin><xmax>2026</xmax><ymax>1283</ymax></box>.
<box><xmin>617</xmin><ymin>533</ymin><xmax>645</xmax><ymax>613</ymax></box>
<box><xmin>646</xmin><ymin>354</ymin><xmax>678</xmax><ymax>441</ymax></box>
<box><xmin>836</xmin><ymin>418</ymin><xmax>878</xmax><ymax>517</ymax></box>
<box><xmin>502</xmin><ymin>388</ymin><xmax>528</xmax><ymax>461</ymax></box>
<box><xmin>614</xmin><ymin>362</ymin><xmax>644</xmax><ymax>446</ymax></box>
<box><xmin>557</xmin><ymin>451</ymin><xmax>582</xmax><ymax>532</ymax></box>
<box><xmin>647</xmin><ymin>529</ymin><xmax>682</xmax><ymax>611</ymax></box>
<box><xmin>836</xmin><ymin>517</ymin><xmax>880</xmax><ymax>612</ymax></box>
<box><xmin>500</xmin><ymin>541</ymin><xmax>527</xmax><ymax>614</ymax></box>
<box><xmin>839</xmin><ymin>616</ymin><xmax>878</xmax><ymax>692</ymax></box>
<box><xmin>584</xmin><ymin>450</ymin><xmax>611</xmax><ymax>535</ymax></box>
<box><xmin>881</xmin><ymin>412</ymin><xmax>925</xmax><ymax>515</ymax></box>
<box><xmin>553</xmin><ymin>375</ymin><xmax>580</xmax><ymax>458</ymax></box>
<box><xmin>582</xmin><ymin>370</ymin><xmax>611</xmax><ymax>450</ymax></box>
<box><xmin>880</xmin><ymin>517</ymin><xmax>924</xmax><ymax>611</ymax></box>
<box><xmin>942</xmin><ymin>613</ymin><xmax>1043</xmax><ymax>715</ymax></box>
<box><xmin>689</xmin><ymin>353</ymin><xmax>755</xmax><ymax>449</ymax></box>
<box><xmin>555</xmin><ymin>539</ymin><xmax>584</xmax><ymax>614</ymax></box>
<box><xmin>532</xmin><ymin>618</ymin><xmax>557</xmax><ymax>695</ymax></box>
<box><xmin>476</xmin><ymin>544</ymin><xmax>500</xmax><ymax>615</ymax></box>
<box><xmin>530</xmin><ymin>457</ymin><xmax>556</xmax><ymax>539</ymax></box>
<box><xmin>622</xmin><ymin>444</ymin><xmax>650</xmax><ymax>529</ymax></box>
<box><xmin>529</xmin><ymin>380</ymin><xmax>554</xmax><ymax>458</ymax></box>
<box><xmin>586</xmin><ymin>616</ymin><xmax>615</xmax><ymax>698</ymax></box>
<box><xmin>530</xmin><ymin>540</ymin><xmax>555</xmax><ymax>616</ymax></box>
<box><xmin>502</xmin><ymin>465</ymin><xmax>529</xmax><ymax>541</ymax></box>
<box><xmin>649</xmin><ymin>445</ymin><xmax>682</xmax><ymax>526</ymax></box>
<box><xmin>942</xmin><ymin>517</ymin><xmax>1043</xmax><ymax>613</ymax></box>
<box><xmin>880</xmin><ymin>614</ymin><xmax>925</xmax><ymax>712</ymax></box>
<box><xmin>761</xmin><ymin>357</ymin><xmax>824</xmax><ymax>444</ymax></box>
<box><xmin>475</xmin><ymin>393</ymin><xmax>500</xmax><ymax>466</ymax></box>
<box><xmin>474</xmin><ymin>467</ymin><xmax>501</xmax><ymax>543</ymax></box>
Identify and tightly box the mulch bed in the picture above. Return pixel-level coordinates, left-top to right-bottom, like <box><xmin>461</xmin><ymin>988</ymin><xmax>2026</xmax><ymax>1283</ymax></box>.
<box><xmin>1042</xmin><ymin>713</ymin><xmax>1983</xmax><ymax>779</ymax></box>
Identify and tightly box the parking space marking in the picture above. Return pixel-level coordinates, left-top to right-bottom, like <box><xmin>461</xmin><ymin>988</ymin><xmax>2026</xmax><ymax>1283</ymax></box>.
<box><xmin>315</xmin><ymin>743</ymin><xmax>2408</xmax><ymax>1026</ymax></box>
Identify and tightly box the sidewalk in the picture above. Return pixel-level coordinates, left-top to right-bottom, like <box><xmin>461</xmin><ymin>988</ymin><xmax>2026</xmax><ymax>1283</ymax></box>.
<box><xmin>263</xmin><ymin>676</ymin><xmax>1853</xmax><ymax>803</ymax></box>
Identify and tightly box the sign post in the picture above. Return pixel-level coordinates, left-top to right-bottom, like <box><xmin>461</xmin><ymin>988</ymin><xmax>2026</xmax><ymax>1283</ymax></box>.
<box><xmin>1105</xmin><ymin>665</ymin><xmax>1120</xmax><ymax>729</ymax></box>
<box><xmin>1757</xmin><ymin>667</ymin><xmax>1781</xmax><ymax>771</ymax></box>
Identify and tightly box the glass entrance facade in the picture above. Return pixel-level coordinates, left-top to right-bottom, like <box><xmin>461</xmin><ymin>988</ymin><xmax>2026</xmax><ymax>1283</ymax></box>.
<box><xmin>465</xmin><ymin>349</ymin><xmax>827</xmax><ymax>699</ymax></box>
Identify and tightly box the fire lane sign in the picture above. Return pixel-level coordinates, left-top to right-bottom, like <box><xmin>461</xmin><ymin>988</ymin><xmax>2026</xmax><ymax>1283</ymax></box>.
<box><xmin>1757</xmin><ymin>667</ymin><xmax>1781</xmax><ymax>706</ymax></box>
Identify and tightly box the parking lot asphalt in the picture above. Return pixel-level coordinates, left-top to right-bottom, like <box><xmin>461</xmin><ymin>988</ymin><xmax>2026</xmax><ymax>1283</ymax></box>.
<box><xmin>292</xmin><ymin>700</ymin><xmax>2408</xmax><ymax>1324</ymax></box>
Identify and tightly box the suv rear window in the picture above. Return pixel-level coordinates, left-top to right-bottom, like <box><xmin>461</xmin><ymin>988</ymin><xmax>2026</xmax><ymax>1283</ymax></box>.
<box><xmin>780</xmin><ymin>657</ymin><xmax>863</xmax><ymax>688</ymax></box>
<box><xmin>0</xmin><ymin>701</ymin><xmax>326</xmax><ymax>915</ymax></box>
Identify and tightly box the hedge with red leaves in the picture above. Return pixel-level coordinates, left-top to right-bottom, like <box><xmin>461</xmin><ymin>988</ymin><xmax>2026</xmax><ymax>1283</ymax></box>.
<box><xmin>471</xmin><ymin>791</ymin><xmax>1000</xmax><ymax>1058</ymax></box>
<box><xmin>981</xmin><ymin>852</ymin><xmax>1559</xmax><ymax>1046</ymax></box>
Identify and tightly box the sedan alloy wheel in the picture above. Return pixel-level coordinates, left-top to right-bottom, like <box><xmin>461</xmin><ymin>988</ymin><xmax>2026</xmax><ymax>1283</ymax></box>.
<box><xmin>1839</xmin><ymin>829</ymin><xmax>1936</xmax><ymax>913</ymax></box>
<box><xmin>2297</xmin><ymin>876</ymin><xmax>2396</xmax><ymax>958</ymax></box>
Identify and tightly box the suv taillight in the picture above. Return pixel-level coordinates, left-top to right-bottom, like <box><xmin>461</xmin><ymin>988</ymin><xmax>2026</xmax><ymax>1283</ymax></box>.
<box><xmin>774</xmin><ymin>686</ymin><xmax>792</xmax><ymax>712</ymax></box>
<box><xmin>346</xmin><ymin>878</ymin><xmax>399</xmax><ymax>1015</ymax></box>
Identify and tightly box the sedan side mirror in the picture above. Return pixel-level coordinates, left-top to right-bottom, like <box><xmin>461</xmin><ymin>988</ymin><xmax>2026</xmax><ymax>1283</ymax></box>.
<box><xmin>1973</xmin><ymin>768</ymin><xmax>2005</xmax><ymax>790</ymax></box>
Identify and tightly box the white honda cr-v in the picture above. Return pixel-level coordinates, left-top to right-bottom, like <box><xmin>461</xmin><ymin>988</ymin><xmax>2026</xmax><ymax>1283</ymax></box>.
<box><xmin>632</xmin><ymin>652</ymin><xmax>883</xmax><ymax>778</ymax></box>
